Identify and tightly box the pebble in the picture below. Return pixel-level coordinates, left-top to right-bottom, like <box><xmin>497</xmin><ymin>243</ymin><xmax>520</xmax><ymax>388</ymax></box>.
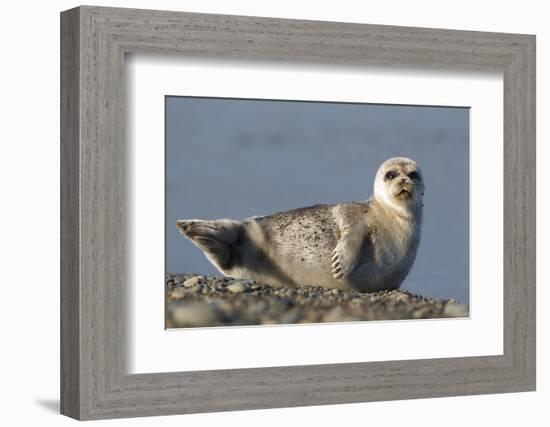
<box><xmin>247</xmin><ymin>301</ymin><xmax>268</xmax><ymax>316</ymax></box>
<box><xmin>411</xmin><ymin>307</ymin><xmax>431</xmax><ymax>319</ymax></box>
<box><xmin>168</xmin><ymin>302</ymin><xmax>219</xmax><ymax>327</ymax></box>
<box><xmin>183</xmin><ymin>276</ymin><xmax>203</xmax><ymax>287</ymax></box>
<box><xmin>170</xmin><ymin>288</ymin><xmax>187</xmax><ymax>299</ymax></box>
<box><xmin>443</xmin><ymin>303</ymin><xmax>469</xmax><ymax>318</ymax></box>
<box><xmin>226</xmin><ymin>281</ymin><xmax>249</xmax><ymax>293</ymax></box>
<box><xmin>280</xmin><ymin>308</ymin><xmax>303</xmax><ymax>324</ymax></box>
<box><xmin>322</xmin><ymin>306</ymin><xmax>348</xmax><ymax>322</ymax></box>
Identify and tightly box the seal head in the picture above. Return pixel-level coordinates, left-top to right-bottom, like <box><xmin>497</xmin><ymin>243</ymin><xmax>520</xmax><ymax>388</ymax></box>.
<box><xmin>374</xmin><ymin>156</ymin><xmax>424</xmax><ymax>220</ymax></box>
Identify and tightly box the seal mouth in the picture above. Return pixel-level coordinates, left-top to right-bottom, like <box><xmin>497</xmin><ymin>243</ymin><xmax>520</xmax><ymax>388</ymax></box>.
<box><xmin>395</xmin><ymin>188</ymin><xmax>412</xmax><ymax>198</ymax></box>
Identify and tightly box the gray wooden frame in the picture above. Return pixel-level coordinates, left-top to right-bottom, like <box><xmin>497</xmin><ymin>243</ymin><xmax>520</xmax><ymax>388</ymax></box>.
<box><xmin>60</xmin><ymin>5</ymin><xmax>536</xmax><ymax>420</ymax></box>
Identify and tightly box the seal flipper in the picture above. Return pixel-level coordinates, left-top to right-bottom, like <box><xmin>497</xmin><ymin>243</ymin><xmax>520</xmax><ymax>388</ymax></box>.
<box><xmin>331</xmin><ymin>225</ymin><xmax>367</xmax><ymax>279</ymax></box>
<box><xmin>176</xmin><ymin>219</ymin><xmax>242</xmax><ymax>271</ymax></box>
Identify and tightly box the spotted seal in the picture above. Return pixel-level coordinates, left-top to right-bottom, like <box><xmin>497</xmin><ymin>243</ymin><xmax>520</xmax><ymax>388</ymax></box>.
<box><xmin>177</xmin><ymin>157</ymin><xmax>424</xmax><ymax>292</ymax></box>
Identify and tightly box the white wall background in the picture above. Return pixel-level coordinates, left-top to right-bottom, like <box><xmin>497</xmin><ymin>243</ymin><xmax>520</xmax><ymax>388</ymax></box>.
<box><xmin>0</xmin><ymin>0</ymin><xmax>546</xmax><ymax>425</ymax></box>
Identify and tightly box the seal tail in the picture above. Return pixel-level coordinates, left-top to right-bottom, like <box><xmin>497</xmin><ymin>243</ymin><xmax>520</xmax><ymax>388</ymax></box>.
<box><xmin>176</xmin><ymin>219</ymin><xmax>241</xmax><ymax>270</ymax></box>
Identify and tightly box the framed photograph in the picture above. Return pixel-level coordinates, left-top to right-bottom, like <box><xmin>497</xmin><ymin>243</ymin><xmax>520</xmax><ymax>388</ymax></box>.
<box><xmin>60</xmin><ymin>6</ymin><xmax>535</xmax><ymax>420</ymax></box>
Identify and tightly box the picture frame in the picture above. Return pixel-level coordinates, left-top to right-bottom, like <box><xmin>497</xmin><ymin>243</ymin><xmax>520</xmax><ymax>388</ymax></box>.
<box><xmin>60</xmin><ymin>5</ymin><xmax>535</xmax><ymax>420</ymax></box>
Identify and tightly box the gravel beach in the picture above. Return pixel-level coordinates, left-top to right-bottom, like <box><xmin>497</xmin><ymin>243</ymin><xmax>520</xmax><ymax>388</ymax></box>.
<box><xmin>166</xmin><ymin>273</ymin><xmax>469</xmax><ymax>328</ymax></box>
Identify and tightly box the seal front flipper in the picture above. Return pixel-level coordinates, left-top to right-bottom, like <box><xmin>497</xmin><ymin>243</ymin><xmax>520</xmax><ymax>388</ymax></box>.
<box><xmin>176</xmin><ymin>219</ymin><xmax>242</xmax><ymax>271</ymax></box>
<box><xmin>331</xmin><ymin>225</ymin><xmax>367</xmax><ymax>279</ymax></box>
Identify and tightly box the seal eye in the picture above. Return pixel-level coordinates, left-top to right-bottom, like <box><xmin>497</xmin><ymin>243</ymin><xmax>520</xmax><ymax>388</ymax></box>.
<box><xmin>408</xmin><ymin>171</ymin><xmax>421</xmax><ymax>181</ymax></box>
<box><xmin>384</xmin><ymin>170</ymin><xmax>397</xmax><ymax>180</ymax></box>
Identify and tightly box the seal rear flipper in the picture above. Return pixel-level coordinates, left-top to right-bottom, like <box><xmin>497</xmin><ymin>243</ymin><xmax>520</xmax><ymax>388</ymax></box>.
<box><xmin>176</xmin><ymin>219</ymin><xmax>242</xmax><ymax>270</ymax></box>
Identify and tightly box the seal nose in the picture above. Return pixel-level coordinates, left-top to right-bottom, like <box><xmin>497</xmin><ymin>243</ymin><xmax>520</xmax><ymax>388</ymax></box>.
<box><xmin>400</xmin><ymin>178</ymin><xmax>407</xmax><ymax>184</ymax></box>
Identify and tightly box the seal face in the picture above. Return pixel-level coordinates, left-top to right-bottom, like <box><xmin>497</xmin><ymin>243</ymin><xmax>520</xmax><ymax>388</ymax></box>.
<box><xmin>177</xmin><ymin>157</ymin><xmax>424</xmax><ymax>292</ymax></box>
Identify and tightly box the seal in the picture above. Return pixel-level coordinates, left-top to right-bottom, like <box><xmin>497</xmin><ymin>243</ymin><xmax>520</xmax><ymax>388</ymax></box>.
<box><xmin>177</xmin><ymin>157</ymin><xmax>424</xmax><ymax>292</ymax></box>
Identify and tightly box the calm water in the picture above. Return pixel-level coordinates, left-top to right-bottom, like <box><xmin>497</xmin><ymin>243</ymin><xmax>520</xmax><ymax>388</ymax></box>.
<box><xmin>166</xmin><ymin>97</ymin><xmax>469</xmax><ymax>303</ymax></box>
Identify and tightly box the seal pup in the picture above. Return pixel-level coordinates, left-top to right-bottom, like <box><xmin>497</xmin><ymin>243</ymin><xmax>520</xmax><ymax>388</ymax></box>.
<box><xmin>177</xmin><ymin>157</ymin><xmax>424</xmax><ymax>292</ymax></box>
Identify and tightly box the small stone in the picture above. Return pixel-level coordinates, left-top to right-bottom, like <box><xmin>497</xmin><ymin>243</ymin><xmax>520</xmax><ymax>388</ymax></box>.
<box><xmin>247</xmin><ymin>301</ymin><xmax>268</xmax><ymax>316</ymax></box>
<box><xmin>211</xmin><ymin>282</ymin><xmax>225</xmax><ymax>290</ymax></box>
<box><xmin>183</xmin><ymin>276</ymin><xmax>203</xmax><ymax>287</ymax></box>
<box><xmin>393</xmin><ymin>292</ymin><xmax>410</xmax><ymax>302</ymax></box>
<box><xmin>226</xmin><ymin>281</ymin><xmax>249</xmax><ymax>293</ymax></box>
<box><xmin>280</xmin><ymin>308</ymin><xmax>303</xmax><ymax>324</ymax></box>
<box><xmin>443</xmin><ymin>303</ymin><xmax>469</xmax><ymax>318</ymax></box>
<box><xmin>170</xmin><ymin>288</ymin><xmax>186</xmax><ymax>299</ymax></box>
<box><xmin>169</xmin><ymin>302</ymin><xmax>219</xmax><ymax>327</ymax></box>
<box><xmin>210</xmin><ymin>300</ymin><xmax>235</xmax><ymax>320</ymax></box>
<box><xmin>323</xmin><ymin>306</ymin><xmax>348</xmax><ymax>322</ymax></box>
<box><xmin>411</xmin><ymin>308</ymin><xmax>430</xmax><ymax>319</ymax></box>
